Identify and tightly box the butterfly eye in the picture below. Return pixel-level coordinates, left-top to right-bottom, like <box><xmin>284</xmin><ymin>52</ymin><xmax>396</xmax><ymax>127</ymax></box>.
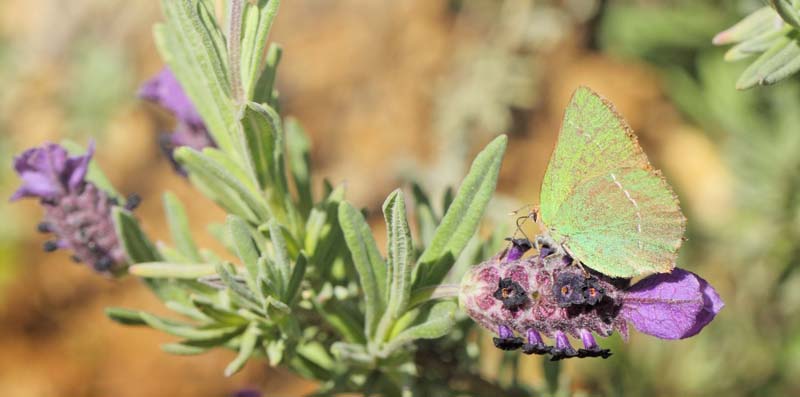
<box><xmin>553</xmin><ymin>272</ymin><xmax>586</xmax><ymax>307</ymax></box>
<box><xmin>493</xmin><ymin>278</ymin><xmax>528</xmax><ymax>311</ymax></box>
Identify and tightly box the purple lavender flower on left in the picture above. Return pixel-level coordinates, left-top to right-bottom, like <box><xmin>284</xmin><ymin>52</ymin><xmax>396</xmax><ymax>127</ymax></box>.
<box><xmin>139</xmin><ymin>67</ymin><xmax>214</xmax><ymax>173</ymax></box>
<box><xmin>10</xmin><ymin>142</ymin><xmax>133</xmax><ymax>274</ymax></box>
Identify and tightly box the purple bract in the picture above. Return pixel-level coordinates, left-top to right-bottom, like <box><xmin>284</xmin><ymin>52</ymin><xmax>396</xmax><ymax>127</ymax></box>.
<box><xmin>10</xmin><ymin>142</ymin><xmax>93</xmax><ymax>202</ymax></box>
<box><xmin>140</xmin><ymin>67</ymin><xmax>214</xmax><ymax>174</ymax></box>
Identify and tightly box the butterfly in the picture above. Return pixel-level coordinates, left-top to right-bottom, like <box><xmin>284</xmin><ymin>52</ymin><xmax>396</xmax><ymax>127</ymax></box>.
<box><xmin>530</xmin><ymin>86</ymin><xmax>685</xmax><ymax>278</ymax></box>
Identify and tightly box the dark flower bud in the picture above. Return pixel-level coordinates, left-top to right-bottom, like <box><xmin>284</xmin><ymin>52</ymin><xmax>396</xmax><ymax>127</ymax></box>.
<box><xmin>553</xmin><ymin>272</ymin><xmax>586</xmax><ymax>307</ymax></box>
<box><xmin>583</xmin><ymin>278</ymin><xmax>605</xmax><ymax>305</ymax></box>
<box><xmin>492</xmin><ymin>277</ymin><xmax>528</xmax><ymax>311</ymax></box>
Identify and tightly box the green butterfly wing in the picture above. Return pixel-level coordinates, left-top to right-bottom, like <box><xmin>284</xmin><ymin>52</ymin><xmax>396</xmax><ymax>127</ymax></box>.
<box><xmin>539</xmin><ymin>86</ymin><xmax>685</xmax><ymax>277</ymax></box>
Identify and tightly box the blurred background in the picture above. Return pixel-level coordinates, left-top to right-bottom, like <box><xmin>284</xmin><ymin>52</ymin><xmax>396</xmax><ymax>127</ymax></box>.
<box><xmin>0</xmin><ymin>0</ymin><xmax>797</xmax><ymax>396</ymax></box>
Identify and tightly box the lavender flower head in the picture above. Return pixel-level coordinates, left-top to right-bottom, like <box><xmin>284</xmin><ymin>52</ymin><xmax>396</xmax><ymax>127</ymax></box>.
<box><xmin>139</xmin><ymin>67</ymin><xmax>214</xmax><ymax>171</ymax></box>
<box><xmin>459</xmin><ymin>239</ymin><xmax>723</xmax><ymax>360</ymax></box>
<box><xmin>10</xmin><ymin>143</ymin><xmax>131</xmax><ymax>274</ymax></box>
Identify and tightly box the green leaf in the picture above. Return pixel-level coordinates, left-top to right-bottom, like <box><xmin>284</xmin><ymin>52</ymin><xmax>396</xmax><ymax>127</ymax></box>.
<box><xmin>162</xmin><ymin>342</ymin><xmax>210</xmax><ymax>355</ymax></box>
<box><xmin>113</xmin><ymin>207</ymin><xmax>161</xmax><ymax>263</ymax></box>
<box><xmin>267</xmin><ymin>219</ymin><xmax>292</xmax><ymax>289</ymax></box>
<box><xmin>265</xmin><ymin>338</ymin><xmax>285</xmax><ymax>366</ymax></box>
<box><xmin>284</xmin><ymin>253</ymin><xmax>307</xmax><ymax>304</ymax></box>
<box><xmin>105</xmin><ymin>307</ymin><xmax>146</xmax><ymax>326</ymax></box>
<box><xmin>313</xmin><ymin>294</ymin><xmax>366</xmax><ymax>344</ymax></box>
<box><xmin>156</xmin><ymin>0</ymin><xmax>236</xmax><ymax>155</ymax></box>
<box><xmin>216</xmin><ymin>263</ymin><xmax>262</xmax><ymax>310</ymax></box>
<box><xmin>253</xmin><ymin>44</ymin><xmax>282</xmax><ymax>106</ymax></box>
<box><xmin>186</xmin><ymin>169</ymin><xmax>255</xmax><ymax>222</ymax></box>
<box><xmin>140</xmin><ymin>312</ymin><xmax>245</xmax><ymax>340</ymax></box>
<box><xmin>191</xmin><ymin>295</ymin><xmax>250</xmax><ymax>325</ymax></box>
<box><xmin>382</xmin><ymin>189</ymin><xmax>413</xmax><ymax>318</ymax></box>
<box><xmin>737</xmin><ymin>33</ymin><xmax>800</xmax><ymax>89</ymax></box>
<box><xmin>129</xmin><ymin>262</ymin><xmax>216</xmax><ymax>278</ymax></box>
<box><xmin>227</xmin><ymin>215</ymin><xmax>261</xmax><ymax>288</ymax></box>
<box><xmin>382</xmin><ymin>301</ymin><xmax>456</xmax><ymax>354</ymax></box>
<box><xmin>724</xmin><ymin>27</ymin><xmax>789</xmax><ymax>61</ymax></box>
<box><xmin>410</xmin><ymin>183</ymin><xmax>437</xmax><ymax>249</ymax></box>
<box><xmin>713</xmin><ymin>7</ymin><xmax>781</xmax><ymax>45</ymax></box>
<box><xmin>225</xmin><ymin>323</ymin><xmax>260</xmax><ymax>376</ymax></box>
<box><xmin>175</xmin><ymin>147</ymin><xmax>271</xmax><ymax>222</ymax></box>
<box><xmin>163</xmin><ymin>192</ymin><xmax>202</xmax><ymax>262</ymax></box>
<box><xmin>338</xmin><ymin>202</ymin><xmax>386</xmax><ymax>338</ymax></box>
<box><xmin>771</xmin><ymin>0</ymin><xmax>800</xmax><ymax>29</ymax></box>
<box><xmin>414</xmin><ymin>135</ymin><xmax>507</xmax><ymax>288</ymax></box>
<box><xmin>330</xmin><ymin>342</ymin><xmax>375</xmax><ymax>366</ymax></box>
<box><xmin>240</xmin><ymin>0</ymin><xmax>280</xmax><ymax>99</ymax></box>
<box><xmin>238</xmin><ymin>101</ymin><xmax>280</xmax><ymax>190</ymax></box>
<box><xmin>286</xmin><ymin>117</ymin><xmax>313</xmax><ymax>217</ymax></box>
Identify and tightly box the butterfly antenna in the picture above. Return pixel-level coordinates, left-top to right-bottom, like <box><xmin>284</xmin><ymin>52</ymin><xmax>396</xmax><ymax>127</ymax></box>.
<box><xmin>514</xmin><ymin>215</ymin><xmax>531</xmax><ymax>242</ymax></box>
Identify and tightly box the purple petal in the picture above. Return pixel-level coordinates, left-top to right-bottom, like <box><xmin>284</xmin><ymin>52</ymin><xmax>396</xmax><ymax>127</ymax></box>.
<box><xmin>65</xmin><ymin>140</ymin><xmax>94</xmax><ymax>191</ymax></box>
<box><xmin>10</xmin><ymin>143</ymin><xmax>92</xmax><ymax>201</ymax></box>
<box><xmin>621</xmin><ymin>268</ymin><xmax>724</xmax><ymax>340</ymax></box>
<box><xmin>139</xmin><ymin>67</ymin><xmax>204</xmax><ymax>127</ymax></box>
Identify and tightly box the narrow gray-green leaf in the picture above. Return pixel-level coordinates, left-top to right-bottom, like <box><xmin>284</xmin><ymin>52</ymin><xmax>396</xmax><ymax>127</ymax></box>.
<box><xmin>106</xmin><ymin>307</ymin><xmax>147</xmax><ymax>326</ymax></box>
<box><xmin>140</xmin><ymin>312</ymin><xmax>245</xmax><ymax>341</ymax></box>
<box><xmin>163</xmin><ymin>192</ymin><xmax>202</xmax><ymax>262</ymax></box>
<box><xmin>737</xmin><ymin>34</ymin><xmax>800</xmax><ymax>89</ymax></box>
<box><xmin>383</xmin><ymin>189</ymin><xmax>413</xmax><ymax>318</ymax></box>
<box><xmin>286</xmin><ymin>117</ymin><xmax>313</xmax><ymax>217</ymax></box>
<box><xmin>284</xmin><ymin>253</ymin><xmax>307</xmax><ymax>304</ymax></box>
<box><xmin>713</xmin><ymin>7</ymin><xmax>781</xmax><ymax>45</ymax></box>
<box><xmin>338</xmin><ymin>201</ymin><xmax>386</xmax><ymax>337</ymax></box>
<box><xmin>162</xmin><ymin>343</ymin><xmax>210</xmax><ymax>355</ymax></box>
<box><xmin>175</xmin><ymin>147</ymin><xmax>271</xmax><ymax>221</ymax></box>
<box><xmin>724</xmin><ymin>27</ymin><xmax>788</xmax><ymax>61</ymax></box>
<box><xmin>267</xmin><ymin>219</ymin><xmax>292</xmax><ymax>288</ymax></box>
<box><xmin>239</xmin><ymin>102</ymin><xmax>279</xmax><ymax>189</ymax></box>
<box><xmin>225</xmin><ymin>323</ymin><xmax>260</xmax><ymax>376</ymax></box>
<box><xmin>157</xmin><ymin>0</ymin><xmax>236</xmax><ymax>154</ymax></box>
<box><xmin>216</xmin><ymin>263</ymin><xmax>262</xmax><ymax>310</ymax></box>
<box><xmin>265</xmin><ymin>338</ymin><xmax>285</xmax><ymax>366</ymax></box>
<box><xmin>382</xmin><ymin>301</ymin><xmax>456</xmax><ymax>354</ymax></box>
<box><xmin>240</xmin><ymin>0</ymin><xmax>280</xmax><ymax>99</ymax></box>
<box><xmin>112</xmin><ymin>207</ymin><xmax>161</xmax><ymax>263</ymax></box>
<box><xmin>771</xmin><ymin>0</ymin><xmax>800</xmax><ymax>29</ymax></box>
<box><xmin>191</xmin><ymin>295</ymin><xmax>250</xmax><ymax>325</ymax></box>
<box><xmin>253</xmin><ymin>44</ymin><xmax>282</xmax><ymax>105</ymax></box>
<box><xmin>415</xmin><ymin>135</ymin><xmax>507</xmax><ymax>288</ymax></box>
<box><xmin>227</xmin><ymin>215</ymin><xmax>261</xmax><ymax>288</ymax></box>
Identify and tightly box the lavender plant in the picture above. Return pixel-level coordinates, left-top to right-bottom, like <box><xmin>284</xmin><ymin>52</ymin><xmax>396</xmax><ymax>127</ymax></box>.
<box><xmin>714</xmin><ymin>1</ymin><xmax>800</xmax><ymax>89</ymax></box>
<box><xmin>9</xmin><ymin>0</ymin><xmax>724</xmax><ymax>395</ymax></box>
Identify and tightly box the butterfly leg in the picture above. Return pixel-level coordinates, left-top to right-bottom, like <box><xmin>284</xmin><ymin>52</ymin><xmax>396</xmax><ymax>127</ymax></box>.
<box><xmin>549</xmin><ymin>330</ymin><xmax>579</xmax><ymax>361</ymax></box>
<box><xmin>577</xmin><ymin>329</ymin><xmax>612</xmax><ymax>359</ymax></box>
<box><xmin>492</xmin><ymin>325</ymin><xmax>523</xmax><ymax>351</ymax></box>
<box><xmin>521</xmin><ymin>329</ymin><xmax>551</xmax><ymax>355</ymax></box>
